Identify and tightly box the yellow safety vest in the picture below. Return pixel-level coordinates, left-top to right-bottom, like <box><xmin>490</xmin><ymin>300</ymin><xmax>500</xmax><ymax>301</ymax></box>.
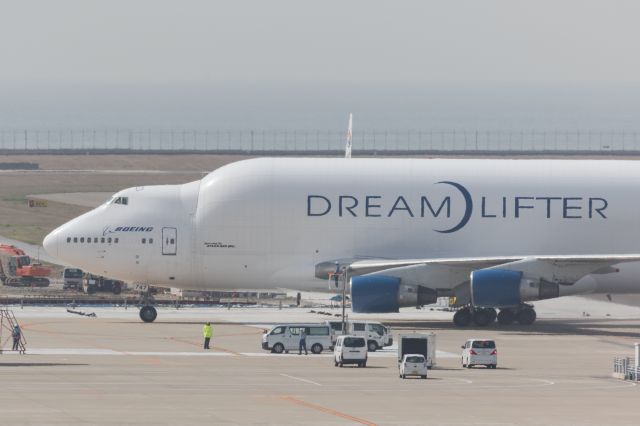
<box><xmin>203</xmin><ymin>325</ymin><xmax>213</xmax><ymax>338</ymax></box>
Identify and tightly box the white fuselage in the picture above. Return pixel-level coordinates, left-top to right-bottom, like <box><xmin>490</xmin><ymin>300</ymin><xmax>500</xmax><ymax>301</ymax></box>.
<box><xmin>43</xmin><ymin>158</ymin><xmax>640</xmax><ymax>295</ymax></box>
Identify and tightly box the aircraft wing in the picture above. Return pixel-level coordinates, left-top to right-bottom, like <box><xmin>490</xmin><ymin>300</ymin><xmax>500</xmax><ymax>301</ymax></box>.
<box><xmin>318</xmin><ymin>254</ymin><xmax>640</xmax><ymax>291</ymax></box>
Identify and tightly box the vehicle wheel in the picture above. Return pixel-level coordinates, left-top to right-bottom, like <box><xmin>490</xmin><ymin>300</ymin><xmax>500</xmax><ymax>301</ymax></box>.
<box><xmin>311</xmin><ymin>343</ymin><xmax>323</xmax><ymax>354</ymax></box>
<box><xmin>453</xmin><ymin>308</ymin><xmax>472</xmax><ymax>326</ymax></box>
<box><xmin>367</xmin><ymin>341</ymin><xmax>378</xmax><ymax>352</ymax></box>
<box><xmin>112</xmin><ymin>284</ymin><xmax>122</xmax><ymax>295</ymax></box>
<box><xmin>473</xmin><ymin>309</ymin><xmax>492</xmax><ymax>327</ymax></box>
<box><xmin>401</xmin><ymin>374</ymin><xmax>405</xmax><ymax>379</ymax></box>
<box><xmin>492</xmin><ymin>364</ymin><xmax>497</xmax><ymax>369</ymax></box>
<box><xmin>272</xmin><ymin>343</ymin><xmax>285</xmax><ymax>354</ymax></box>
<box><xmin>497</xmin><ymin>309</ymin><xmax>516</xmax><ymax>325</ymax></box>
<box><xmin>467</xmin><ymin>364</ymin><xmax>473</xmax><ymax>369</ymax></box>
<box><xmin>421</xmin><ymin>375</ymin><xmax>427</xmax><ymax>379</ymax></box>
<box><xmin>139</xmin><ymin>305</ymin><xmax>157</xmax><ymax>323</ymax></box>
<box><xmin>516</xmin><ymin>307</ymin><xmax>536</xmax><ymax>325</ymax></box>
<box><xmin>339</xmin><ymin>362</ymin><xmax>343</xmax><ymax>367</ymax></box>
<box><xmin>334</xmin><ymin>359</ymin><xmax>338</xmax><ymax>367</ymax></box>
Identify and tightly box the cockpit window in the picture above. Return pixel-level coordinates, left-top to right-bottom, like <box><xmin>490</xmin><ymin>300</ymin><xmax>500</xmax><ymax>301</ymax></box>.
<box><xmin>113</xmin><ymin>197</ymin><xmax>129</xmax><ymax>205</ymax></box>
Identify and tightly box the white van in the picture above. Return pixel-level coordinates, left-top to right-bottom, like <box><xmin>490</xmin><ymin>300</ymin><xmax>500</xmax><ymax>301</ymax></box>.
<box><xmin>333</xmin><ymin>335</ymin><xmax>368</xmax><ymax>368</ymax></box>
<box><xmin>399</xmin><ymin>354</ymin><xmax>428</xmax><ymax>379</ymax></box>
<box><xmin>325</xmin><ymin>320</ymin><xmax>393</xmax><ymax>352</ymax></box>
<box><xmin>262</xmin><ymin>324</ymin><xmax>331</xmax><ymax>354</ymax></box>
<box><xmin>461</xmin><ymin>339</ymin><xmax>497</xmax><ymax>369</ymax></box>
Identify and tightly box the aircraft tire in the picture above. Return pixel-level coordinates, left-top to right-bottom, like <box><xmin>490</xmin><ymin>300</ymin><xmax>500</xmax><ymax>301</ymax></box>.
<box><xmin>472</xmin><ymin>309</ymin><xmax>492</xmax><ymax>326</ymax></box>
<box><xmin>485</xmin><ymin>308</ymin><xmax>497</xmax><ymax>323</ymax></box>
<box><xmin>497</xmin><ymin>309</ymin><xmax>516</xmax><ymax>325</ymax></box>
<box><xmin>139</xmin><ymin>305</ymin><xmax>157</xmax><ymax>323</ymax></box>
<box><xmin>516</xmin><ymin>307</ymin><xmax>536</xmax><ymax>325</ymax></box>
<box><xmin>453</xmin><ymin>308</ymin><xmax>472</xmax><ymax>326</ymax></box>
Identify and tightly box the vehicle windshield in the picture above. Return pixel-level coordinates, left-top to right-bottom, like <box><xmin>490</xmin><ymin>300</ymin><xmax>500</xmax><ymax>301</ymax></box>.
<box><xmin>472</xmin><ymin>340</ymin><xmax>496</xmax><ymax>349</ymax></box>
<box><xmin>270</xmin><ymin>326</ymin><xmax>285</xmax><ymax>335</ymax></box>
<box><xmin>343</xmin><ymin>337</ymin><xmax>365</xmax><ymax>347</ymax></box>
<box><xmin>64</xmin><ymin>269</ymin><xmax>83</xmax><ymax>278</ymax></box>
<box><xmin>406</xmin><ymin>356</ymin><xmax>425</xmax><ymax>363</ymax></box>
<box><xmin>368</xmin><ymin>324</ymin><xmax>385</xmax><ymax>335</ymax></box>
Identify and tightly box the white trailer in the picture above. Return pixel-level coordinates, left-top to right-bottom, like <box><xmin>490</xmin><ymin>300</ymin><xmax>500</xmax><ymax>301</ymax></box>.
<box><xmin>398</xmin><ymin>333</ymin><xmax>436</xmax><ymax>368</ymax></box>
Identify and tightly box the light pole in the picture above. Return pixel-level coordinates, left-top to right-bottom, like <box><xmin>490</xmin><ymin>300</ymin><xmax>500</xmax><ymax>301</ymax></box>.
<box><xmin>341</xmin><ymin>266</ymin><xmax>348</xmax><ymax>335</ymax></box>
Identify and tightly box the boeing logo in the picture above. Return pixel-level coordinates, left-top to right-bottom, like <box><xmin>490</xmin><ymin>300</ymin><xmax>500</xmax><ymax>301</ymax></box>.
<box><xmin>103</xmin><ymin>226</ymin><xmax>154</xmax><ymax>236</ymax></box>
<box><xmin>307</xmin><ymin>181</ymin><xmax>608</xmax><ymax>233</ymax></box>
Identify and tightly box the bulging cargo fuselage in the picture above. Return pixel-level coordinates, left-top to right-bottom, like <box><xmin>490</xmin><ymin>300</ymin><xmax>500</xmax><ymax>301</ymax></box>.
<box><xmin>42</xmin><ymin>157</ymin><xmax>640</xmax><ymax>295</ymax></box>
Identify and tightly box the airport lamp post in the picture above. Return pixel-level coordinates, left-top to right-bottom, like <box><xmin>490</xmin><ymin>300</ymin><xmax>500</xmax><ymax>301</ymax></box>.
<box><xmin>341</xmin><ymin>266</ymin><xmax>348</xmax><ymax>336</ymax></box>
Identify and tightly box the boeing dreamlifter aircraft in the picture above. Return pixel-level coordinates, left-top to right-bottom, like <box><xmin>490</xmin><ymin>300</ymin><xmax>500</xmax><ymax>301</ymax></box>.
<box><xmin>42</xmin><ymin>155</ymin><xmax>640</xmax><ymax>324</ymax></box>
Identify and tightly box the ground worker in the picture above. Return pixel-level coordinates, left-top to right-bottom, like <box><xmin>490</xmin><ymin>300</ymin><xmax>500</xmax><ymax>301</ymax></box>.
<box><xmin>12</xmin><ymin>324</ymin><xmax>21</xmax><ymax>352</ymax></box>
<box><xmin>203</xmin><ymin>322</ymin><xmax>213</xmax><ymax>349</ymax></box>
<box><xmin>298</xmin><ymin>327</ymin><xmax>308</xmax><ymax>355</ymax></box>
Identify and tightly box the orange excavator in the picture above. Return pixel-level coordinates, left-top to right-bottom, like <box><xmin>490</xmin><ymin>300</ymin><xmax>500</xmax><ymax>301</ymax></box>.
<box><xmin>0</xmin><ymin>244</ymin><xmax>50</xmax><ymax>287</ymax></box>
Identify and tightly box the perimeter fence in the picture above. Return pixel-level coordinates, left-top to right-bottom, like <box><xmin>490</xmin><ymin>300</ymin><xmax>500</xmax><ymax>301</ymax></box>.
<box><xmin>1</xmin><ymin>129</ymin><xmax>640</xmax><ymax>155</ymax></box>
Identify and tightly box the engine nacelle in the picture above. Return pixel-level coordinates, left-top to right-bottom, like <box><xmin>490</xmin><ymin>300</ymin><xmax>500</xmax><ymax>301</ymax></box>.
<box><xmin>351</xmin><ymin>275</ymin><xmax>437</xmax><ymax>313</ymax></box>
<box><xmin>470</xmin><ymin>268</ymin><xmax>559</xmax><ymax>308</ymax></box>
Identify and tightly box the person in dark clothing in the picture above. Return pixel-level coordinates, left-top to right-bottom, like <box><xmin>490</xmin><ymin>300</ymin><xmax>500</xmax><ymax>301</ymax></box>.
<box><xmin>298</xmin><ymin>328</ymin><xmax>308</xmax><ymax>355</ymax></box>
<box><xmin>12</xmin><ymin>325</ymin><xmax>21</xmax><ymax>351</ymax></box>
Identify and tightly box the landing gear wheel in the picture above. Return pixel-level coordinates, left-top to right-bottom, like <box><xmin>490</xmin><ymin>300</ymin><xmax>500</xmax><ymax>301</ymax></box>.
<box><xmin>311</xmin><ymin>343</ymin><xmax>323</xmax><ymax>354</ymax></box>
<box><xmin>139</xmin><ymin>305</ymin><xmax>157</xmax><ymax>323</ymax></box>
<box><xmin>367</xmin><ymin>341</ymin><xmax>378</xmax><ymax>352</ymax></box>
<box><xmin>485</xmin><ymin>308</ymin><xmax>497</xmax><ymax>323</ymax></box>
<box><xmin>272</xmin><ymin>343</ymin><xmax>285</xmax><ymax>354</ymax></box>
<box><xmin>516</xmin><ymin>307</ymin><xmax>536</xmax><ymax>325</ymax></box>
<box><xmin>453</xmin><ymin>308</ymin><xmax>472</xmax><ymax>326</ymax></box>
<box><xmin>497</xmin><ymin>309</ymin><xmax>516</xmax><ymax>325</ymax></box>
<box><xmin>472</xmin><ymin>309</ymin><xmax>492</xmax><ymax>327</ymax></box>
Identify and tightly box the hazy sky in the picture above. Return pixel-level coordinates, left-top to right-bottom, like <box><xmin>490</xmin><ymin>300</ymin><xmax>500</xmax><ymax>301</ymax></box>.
<box><xmin>1</xmin><ymin>1</ymin><xmax>640</xmax><ymax>129</ymax></box>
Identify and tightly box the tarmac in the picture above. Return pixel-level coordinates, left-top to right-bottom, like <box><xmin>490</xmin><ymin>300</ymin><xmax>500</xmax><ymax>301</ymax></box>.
<box><xmin>0</xmin><ymin>306</ymin><xmax>638</xmax><ymax>425</ymax></box>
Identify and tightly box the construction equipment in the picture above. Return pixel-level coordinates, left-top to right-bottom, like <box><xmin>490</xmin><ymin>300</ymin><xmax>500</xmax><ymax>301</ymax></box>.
<box><xmin>0</xmin><ymin>308</ymin><xmax>26</xmax><ymax>354</ymax></box>
<box><xmin>0</xmin><ymin>244</ymin><xmax>51</xmax><ymax>287</ymax></box>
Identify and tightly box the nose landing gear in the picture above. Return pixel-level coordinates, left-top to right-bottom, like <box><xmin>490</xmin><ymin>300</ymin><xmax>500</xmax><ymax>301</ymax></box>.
<box><xmin>139</xmin><ymin>305</ymin><xmax>157</xmax><ymax>323</ymax></box>
<box><xmin>136</xmin><ymin>285</ymin><xmax>157</xmax><ymax>323</ymax></box>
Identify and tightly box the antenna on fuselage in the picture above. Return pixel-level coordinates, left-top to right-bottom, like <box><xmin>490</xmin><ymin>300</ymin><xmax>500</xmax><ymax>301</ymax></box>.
<box><xmin>344</xmin><ymin>113</ymin><xmax>353</xmax><ymax>159</ymax></box>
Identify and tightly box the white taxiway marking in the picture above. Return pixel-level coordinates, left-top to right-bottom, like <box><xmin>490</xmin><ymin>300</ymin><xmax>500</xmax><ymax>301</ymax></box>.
<box><xmin>280</xmin><ymin>374</ymin><xmax>322</xmax><ymax>386</ymax></box>
<box><xmin>18</xmin><ymin>348</ymin><xmax>459</xmax><ymax>358</ymax></box>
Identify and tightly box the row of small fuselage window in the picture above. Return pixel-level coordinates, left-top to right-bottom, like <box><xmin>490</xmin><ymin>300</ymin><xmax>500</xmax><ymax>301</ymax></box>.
<box><xmin>65</xmin><ymin>237</ymin><xmax>154</xmax><ymax>244</ymax></box>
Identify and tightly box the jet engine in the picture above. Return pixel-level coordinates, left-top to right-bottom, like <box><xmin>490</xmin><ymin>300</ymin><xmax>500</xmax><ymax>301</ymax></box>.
<box><xmin>351</xmin><ymin>275</ymin><xmax>437</xmax><ymax>313</ymax></box>
<box><xmin>470</xmin><ymin>268</ymin><xmax>559</xmax><ymax>308</ymax></box>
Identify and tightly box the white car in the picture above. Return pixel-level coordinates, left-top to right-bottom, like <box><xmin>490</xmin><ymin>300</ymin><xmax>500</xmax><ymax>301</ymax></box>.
<box><xmin>461</xmin><ymin>339</ymin><xmax>497</xmax><ymax>369</ymax></box>
<box><xmin>334</xmin><ymin>335</ymin><xmax>367</xmax><ymax>367</ymax></box>
<box><xmin>399</xmin><ymin>354</ymin><xmax>428</xmax><ymax>379</ymax></box>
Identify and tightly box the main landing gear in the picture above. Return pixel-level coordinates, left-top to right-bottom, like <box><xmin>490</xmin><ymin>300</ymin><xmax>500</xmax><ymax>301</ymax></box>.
<box><xmin>453</xmin><ymin>304</ymin><xmax>536</xmax><ymax>327</ymax></box>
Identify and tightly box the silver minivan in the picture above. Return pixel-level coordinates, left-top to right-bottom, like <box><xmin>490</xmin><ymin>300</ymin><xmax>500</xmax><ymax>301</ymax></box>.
<box><xmin>262</xmin><ymin>324</ymin><xmax>331</xmax><ymax>354</ymax></box>
<box><xmin>334</xmin><ymin>335</ymin><xmax>367</xmax><ymax>367</ymax></box>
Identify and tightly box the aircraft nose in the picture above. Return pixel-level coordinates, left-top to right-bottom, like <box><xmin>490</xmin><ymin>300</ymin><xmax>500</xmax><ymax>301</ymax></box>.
<box><xmin>42</xmin><ymin>229</ymin><xmax>59</xmax><ymax>258</ymax></box>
